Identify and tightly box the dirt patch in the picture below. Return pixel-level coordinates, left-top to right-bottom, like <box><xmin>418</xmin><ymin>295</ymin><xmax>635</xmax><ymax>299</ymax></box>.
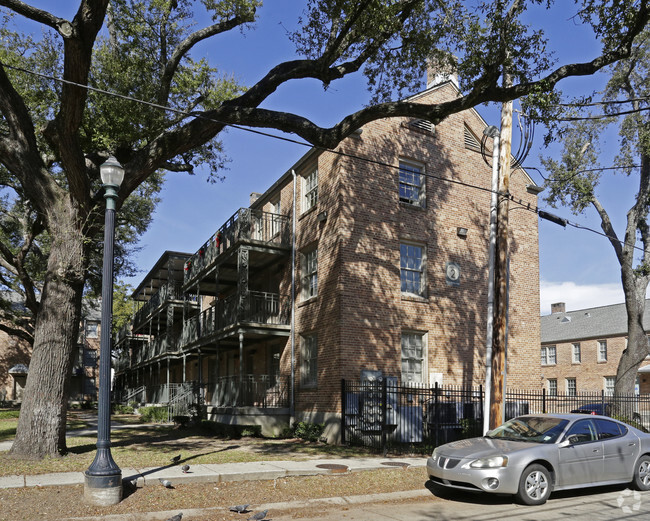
<box><xmin>0</xmin><ymin>467</ymin><xmax>430</xmax><ymax>521</ymax></box>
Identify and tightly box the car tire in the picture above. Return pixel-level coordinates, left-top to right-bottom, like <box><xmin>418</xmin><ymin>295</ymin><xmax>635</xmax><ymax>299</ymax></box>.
<box><xmin>515</xmin><ymin>464</ymin><xmax>552</xmax><ymax>505</ymax></box>
<box><xmin>632</xmin><ymin>455</ymin><xmax>650</xmax><ymax>491</ymax></box>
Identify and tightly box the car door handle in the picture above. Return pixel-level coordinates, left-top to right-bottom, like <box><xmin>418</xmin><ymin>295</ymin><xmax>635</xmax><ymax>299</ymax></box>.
<box><xmin>593</xmin><ymin>449</ymin><xmax>600</xmax><ymax>453</ymax></box>
<box><xmin>629</xmin><ymin>443</ymin><xmax>637</xmax><ymax>447</ymax></box>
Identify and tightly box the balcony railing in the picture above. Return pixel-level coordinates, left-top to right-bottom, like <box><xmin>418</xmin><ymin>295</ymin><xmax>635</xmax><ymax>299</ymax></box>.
<box><xmin>184</xmin><ymin>208</ymin><xmax>290</xmax><ymax>283</ymax></box>
<box><xmin>180</xmin><ymin>291</ymin><xmax>290</xmax><ymax>347</ymax></box>
<box><xmin>210</xmin><ymin>375</ymin><xmax>289</xmax><ymax>408</ymax></box>
<box><xmin>132</xmin><ymin>281</ymin><xmax>187</xmax><ymax>329</ymax></box>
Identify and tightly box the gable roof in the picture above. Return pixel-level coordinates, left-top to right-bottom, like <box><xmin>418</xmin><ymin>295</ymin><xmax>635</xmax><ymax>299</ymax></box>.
<box><xmin>541</xmin><ymin>299</ymin><xmax>650</xmax><ymax>344</ymax></box>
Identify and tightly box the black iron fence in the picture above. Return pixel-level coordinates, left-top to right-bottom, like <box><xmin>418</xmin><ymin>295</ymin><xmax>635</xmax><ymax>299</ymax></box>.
<box><xmin>341</xmin><ymin>379</ymin><xmax>650</xmax><ymax>454</ymax></box>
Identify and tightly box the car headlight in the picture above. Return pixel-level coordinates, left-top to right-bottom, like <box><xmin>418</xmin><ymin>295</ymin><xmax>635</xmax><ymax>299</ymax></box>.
<box><xmin>430</xmin><ymin>448</ymin><xmax>440</xmax><ymax>462</ymax></box>
<box><xmin>469</xmin><ymin>456</ymin><xmax>508</xmax><ymax>469</ymax></box>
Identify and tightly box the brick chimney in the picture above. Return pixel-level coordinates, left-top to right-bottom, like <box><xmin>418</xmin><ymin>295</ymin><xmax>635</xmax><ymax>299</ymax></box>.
<box><xmin>551</xmin><ymin>302</ymin><xmax>566</xmax><ymax>314</ymax></box>
<box><xmin>426</xmin><ymin>54</ymin><xmax>458</xmax><ymax>89</ymax></box>
<box><xmin>249</xmin><ymin>192</ymin><xmax>262</xmax><ymax>206</ymax></box>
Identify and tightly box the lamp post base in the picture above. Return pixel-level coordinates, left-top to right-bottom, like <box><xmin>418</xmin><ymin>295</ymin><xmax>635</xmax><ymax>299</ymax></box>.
<box><xmin>83</xmin><ymin>471</ymin><xmax>123</xmax><ymax>506</ymax></box>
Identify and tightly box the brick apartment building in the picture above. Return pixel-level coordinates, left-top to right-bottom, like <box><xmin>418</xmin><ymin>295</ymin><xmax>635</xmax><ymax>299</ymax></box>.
<box><xmin>0</xmin><ymin>299</ymin><xmax>101</xmax><ymax>404</ymax></box>
<box><xmin>113</xmin><ymin>76</ymin><xmax>542</xmax><ymax>440</ymax></box>
<box><xmin>540</xmin><ymin>301</ymin><xmax>650</xmax><ymax>396</ymax></box>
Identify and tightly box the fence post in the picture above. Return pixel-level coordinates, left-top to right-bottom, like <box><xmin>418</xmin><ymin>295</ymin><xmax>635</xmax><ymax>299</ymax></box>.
<box><xmin>341</xmin><ymin>379</ymin><xmax>346</xmax><ymax>445</ymax></box>
<box><xmin>381</xmin><ymin>377</ymin><xmax>387</xmax><ymax>456</ymax></box>
<box><xmin>601</xmin><ymin>388</ymin><xmax>605</xmax><ymax>415</ymax></box>
<box><xmin>542</xmin><ymin>387</ymin><xmax>546</xmax><ymax>414</ymax></box>
<box><xmin>434</xmin><ymin>382</ymin><xmax>439</xmax><ymax>448</ymax></box>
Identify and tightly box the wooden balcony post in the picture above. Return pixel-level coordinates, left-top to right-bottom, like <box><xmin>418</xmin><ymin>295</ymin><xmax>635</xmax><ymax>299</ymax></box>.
<box><xmin>237</xmin><ymin>247</ymin><xmax>250</xmax><ymax>321</ymax></box>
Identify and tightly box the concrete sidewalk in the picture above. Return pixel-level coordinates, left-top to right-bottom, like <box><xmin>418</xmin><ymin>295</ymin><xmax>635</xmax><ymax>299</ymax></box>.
<box><xmin>0</xmin><ymin>456</ymin><xmax>426</xmax><ymax>490</ymax></box>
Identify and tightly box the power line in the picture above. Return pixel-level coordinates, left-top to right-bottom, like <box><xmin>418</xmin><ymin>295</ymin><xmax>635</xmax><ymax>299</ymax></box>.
<box><xmin>2</xmin><ymin>63</ymin><xmax>646</xmax><ymax>255</ymax></box>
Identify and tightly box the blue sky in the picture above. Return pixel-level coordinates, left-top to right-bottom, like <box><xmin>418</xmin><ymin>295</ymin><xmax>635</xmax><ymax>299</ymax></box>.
<box><xmin>27</xmin><ymin>2</ymin><xmax>636</xmax><ymax>315</ymax></box>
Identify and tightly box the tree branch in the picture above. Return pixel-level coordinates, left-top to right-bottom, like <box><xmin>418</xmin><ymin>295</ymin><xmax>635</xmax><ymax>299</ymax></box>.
<box><xmin>158</xmin><ymin>12</ymin><xmax>256</xmax><ymax>105</ymax></box>
<box><xmin>0</xmin><ymin>0</ymin><xmax>74</xmax><ymax>38</ymax></box>
<box><xmin>0</xmin><ymin>320</ymin><xmax>34</xmax><ymax>345</ymax></box>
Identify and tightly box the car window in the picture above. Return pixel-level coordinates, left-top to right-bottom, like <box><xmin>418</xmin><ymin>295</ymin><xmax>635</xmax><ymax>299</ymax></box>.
<box><xmin>487</xmin><ymin>416</ymin><xmax>568</xmax><ymax>443</ymax></box>
<box><xmin>595</xmin><ymin>418</ymin><xmax>626</xmax><ymax>439</ymax></box>
<box><xmin>563</xmin><ymin>419</ymin><xmax>597</xmax><ymax>444</ymax></box>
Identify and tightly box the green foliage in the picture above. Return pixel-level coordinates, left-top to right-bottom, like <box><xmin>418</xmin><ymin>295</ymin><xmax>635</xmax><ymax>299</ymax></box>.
<box><xmin>0</xmin><ymin>409</ymin><xmax>20</xmax><ymax>419</ymax></box>
<box><xmin>139</xmin><ymin>405</ymin><xmax>169</xmax><ymax>423</ymax></box>
<box><xmin>292</xmin><ymin>421</ymin><xmax>325</xmax><ymax>442</ymax></box>
<box><xmin>111</xmin><ymin>280</ymin><xmax>134</xmax><ymax>336</ymax></box>
<box><xmin>112</xmin><ymin>404</ymin><xmax>135</xmax><ymax>414</ymax></box>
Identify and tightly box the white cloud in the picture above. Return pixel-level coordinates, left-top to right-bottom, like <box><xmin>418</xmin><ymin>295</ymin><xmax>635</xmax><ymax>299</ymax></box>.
<box><xmin>540</xmin><ymin>280</ymin><xmax>625</xmax><ymax>315</ymax></box>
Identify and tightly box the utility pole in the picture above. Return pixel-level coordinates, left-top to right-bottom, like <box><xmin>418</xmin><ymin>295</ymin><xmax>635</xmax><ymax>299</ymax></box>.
<box><xmin>489</xmin><ymin>73</ymin><xmax>514</xmax><ymax>430</ymax></box>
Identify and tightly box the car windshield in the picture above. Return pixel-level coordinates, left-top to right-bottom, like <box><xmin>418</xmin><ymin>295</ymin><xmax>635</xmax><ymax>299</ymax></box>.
<box><xmin>486</xmin><ymin>416</ymin><xmax>569</xmax><ymax>444</ymax></box>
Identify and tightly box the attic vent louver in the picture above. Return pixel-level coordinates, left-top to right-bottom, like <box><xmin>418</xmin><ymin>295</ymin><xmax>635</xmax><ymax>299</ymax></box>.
<box><xmin>410</xmin><ymin>119</ymin><xmax>434</xmax><ymax>133</ymax></box>
<box><xmin>464</xmin><ymin>125</ymin><xmax>481</xmax><ymax>151</ymax></box>
<box><xmin>561</xmin><ymin>316</ymin><xmax>572</xmax><ymax>323</ymax></box>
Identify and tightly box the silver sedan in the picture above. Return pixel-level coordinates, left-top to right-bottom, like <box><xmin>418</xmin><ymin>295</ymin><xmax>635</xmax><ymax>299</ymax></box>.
<box><xmin>426</xmin><ymin>413</ymin><xmax>650</xmax><ymax>505</ymax></box>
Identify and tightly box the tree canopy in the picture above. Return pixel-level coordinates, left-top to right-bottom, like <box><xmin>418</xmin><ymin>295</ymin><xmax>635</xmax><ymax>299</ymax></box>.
<box><xmin>541</xmin><ymin>26</ymin><xmax>650</xmax><ymax>395</ymax></box>
<box><xmin>1</xmin><ymin>0</ymin><xmax>649</xmax><ymax>458</ymax></box>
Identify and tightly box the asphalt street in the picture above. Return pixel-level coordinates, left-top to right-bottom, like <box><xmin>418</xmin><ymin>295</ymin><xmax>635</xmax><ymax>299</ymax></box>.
<box><xmin>263</xmin><ymin>484</ymin><xmax>650</xmax><ymax>521</ymax></box>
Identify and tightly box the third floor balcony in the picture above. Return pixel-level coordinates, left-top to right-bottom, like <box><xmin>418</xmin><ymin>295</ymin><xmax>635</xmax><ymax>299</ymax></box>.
<box><xmin>183</xmin><ymin>208</ymin><xmax>290</xmax><ymax>288</ymax></box>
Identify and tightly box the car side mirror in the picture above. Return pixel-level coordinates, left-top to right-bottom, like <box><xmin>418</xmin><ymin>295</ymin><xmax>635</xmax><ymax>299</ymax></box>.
<box><xmin>558</xmin><ymin>439</ymin><xmax>571</xmax><ymax>448</ymax></box>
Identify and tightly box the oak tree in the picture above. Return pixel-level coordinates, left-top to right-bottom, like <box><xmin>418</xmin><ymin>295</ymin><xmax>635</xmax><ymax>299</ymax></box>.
<box><xmin>0</xmin><ymin>0</ymin><xmax>648</xmax><ymax>458</ymax></box>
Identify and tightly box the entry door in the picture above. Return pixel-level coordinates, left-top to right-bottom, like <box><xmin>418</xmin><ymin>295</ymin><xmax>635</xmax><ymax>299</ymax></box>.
<box><xmin>558</xmin><ymin>419</ymin><xmax>603</xmax><ymax>487</ymax></box>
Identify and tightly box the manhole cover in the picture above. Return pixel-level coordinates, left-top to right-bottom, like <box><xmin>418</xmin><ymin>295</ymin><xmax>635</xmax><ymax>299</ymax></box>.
<box><xmin>316</xmin><ymin>463</ymin><xmax>348</xmax><ymax>473</ymax></box>
<box><xmin>380</xmin><ymin>461</ymin><xmax>410</xmax><ymax>468</ymax></box>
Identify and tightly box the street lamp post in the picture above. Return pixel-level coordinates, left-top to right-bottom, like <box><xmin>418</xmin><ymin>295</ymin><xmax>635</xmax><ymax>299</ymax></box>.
<box><xmin>84</xmin><ymin>155</ymin><xmax>124</xmax><ymax>506</ymax></box>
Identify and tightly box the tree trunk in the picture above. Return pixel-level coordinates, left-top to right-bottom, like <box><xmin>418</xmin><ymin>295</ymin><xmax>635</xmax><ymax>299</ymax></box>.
<box><xmin>615</xmin><ymin>271</ymin><xmax>649</xmax><ymax>397</ymax></box>
<box><xmin>9</xmin><ymin>200</ymin><xmax>86</xmax><ymax>458</ymax></box>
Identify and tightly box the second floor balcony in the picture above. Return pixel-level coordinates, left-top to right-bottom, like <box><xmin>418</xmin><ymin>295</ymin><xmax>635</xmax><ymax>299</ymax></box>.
<box><xmin>181</xmin><ymin>290</ymin><xmax>290</xmax><ymax>348</ymax></box>
<box><xmin>183</xmin><ymin>208</ymin><xmax>290</xmax><ymax>287</ymax></box>
<box><xmin>132</xmin><ymin>281</ymin><xmax>194</xmax><ymax>330</ymax></box>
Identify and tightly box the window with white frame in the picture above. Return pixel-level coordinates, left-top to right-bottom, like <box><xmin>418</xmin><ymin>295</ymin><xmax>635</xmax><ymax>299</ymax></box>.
<box><xmin>572</xmin><ymin>343</ymin><xmax>581</xmax><ymax>364</ymax></box>
<box><xmin>566</xmin><ymin>377</ymin><xmax>577</xmax><ymax>396</ymax></box>
<box><xmin>301</xmin><ymin>246</ymin><xmax>318</xmax><ymax>300</ymax></box>
<box><xmin>86</xmin><ymin>322</ymin><xmax>98</xmax><ymax>338</ymax></box>
<box><xmin>301</xmin><ymin>333</ymin><xmax>318</xmax><ymax>387</ymax></box>
<box><xmin>270</xmin><ymin>199</ymin><xmax>281</xmax><ymax>236</ymax></box>
<box><xmin>399</xmin><ymin>161</ymin><xmax>425</xmax><ymax>207</ymax></box>
<box><xmin>400</xmin><ymin>243</ymin><xmax>425</xmax><ymax>296</ymax></box>
<box><xmin>548</xmin><ymin>379</ymin><xmax>557</xmax><ymax>396</ymax></box>
<box><xmin>604</xmin><ymin>376</ymin><xmax>616</xmax><ymax>396</ymax></box>
<box><xmin>598</xmin><ymin>340</ymin><xmax>608</xmax><ymax>362</ymax></box>
<box><xmin>401</xmin><ymin>332</ymin><xmax>426</xmax><ymax>384</ymax></box>
<box><xmin>541</xmin><ymin>345</ymin><xmax>556</xmax><ymax>365</ymax></box>
<box><xmin>302</xmin><ymin>168</ymin><xmax>318</xmax><ymax>213</ymax></box>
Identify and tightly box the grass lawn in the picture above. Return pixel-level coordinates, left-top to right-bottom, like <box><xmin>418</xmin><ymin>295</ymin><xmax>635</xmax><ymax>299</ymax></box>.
<box><xmin>0</xmin><ymin>417</ymin><xmax>379</xmax><ymax>477</ymax></box>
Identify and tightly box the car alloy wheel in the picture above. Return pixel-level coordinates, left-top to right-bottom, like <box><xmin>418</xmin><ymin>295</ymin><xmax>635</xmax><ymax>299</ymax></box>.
<box><xmin>516</xmin><ymin>464</ymin><xmax>551</xmax><ymax>505</ymax></box>
<box><xmin>633</xmin><ymin>455</ymin><xmax>650</xmax><ymax>491</ymax></box>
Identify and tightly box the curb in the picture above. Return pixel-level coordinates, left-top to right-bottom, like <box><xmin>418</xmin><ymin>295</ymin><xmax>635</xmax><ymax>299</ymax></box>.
<box><xmin>58</xmin><ymin>488</ymin><xmax>432</xmax><ymax>521</ymax></box>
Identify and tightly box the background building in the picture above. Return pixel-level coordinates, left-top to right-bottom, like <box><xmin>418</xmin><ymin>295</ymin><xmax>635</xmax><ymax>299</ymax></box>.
<box><xmin>541</xmin><ymin>301</ymin><xmax>650</xmax><ymax>395</ymax></box>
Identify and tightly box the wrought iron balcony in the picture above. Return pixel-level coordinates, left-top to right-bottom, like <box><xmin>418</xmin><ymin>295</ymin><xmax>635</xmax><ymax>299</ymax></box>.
<box><xmin>180</xmin><ymin>291</ymin><xmax>290</xmax><ymax>347</ymax></box>
<box><xmin>132</xmin><ymin>281</ymin><xmax>187</xmax><ymax>329</ymax></box>
<box><xmin>183</xmin><ymin>208</ymin><xmax>290</xmax><ymax>284</ymax></box>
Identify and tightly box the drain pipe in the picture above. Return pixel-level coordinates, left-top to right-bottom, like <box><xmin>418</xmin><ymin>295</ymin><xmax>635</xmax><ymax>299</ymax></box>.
<box><xmin>290</xmin><ymin>169</ymin><xmax>297</xmax><ymax>422</ymax></box>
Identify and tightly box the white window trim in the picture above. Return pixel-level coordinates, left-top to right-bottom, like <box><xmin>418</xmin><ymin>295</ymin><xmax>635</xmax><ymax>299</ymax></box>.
<box><xmin>598</xmin><ymin>340</ymin><xmax>608</xmax><ymax>362</ymax></box>
<box><xmin>541</xmin><ymin>345</ymin><xmax>556</xmax><ymax>366</ymax></box>
<box><xmin>572</xmin><ymin>343</ymin><xmax>581</xmax><ymax>364</ymax></box>
<box><xmin>566</xmin><ymin>377</ymin><xmax>577</xmax><ymax>396</ymax></box>
<box><xmin>301</xmin><ymin>245</ymin><xmax>318</xmax><ymax>301</ymax></box>
<box><xmin>398</xmin><ymin>159</ymin><xmax>426</xmax><ymax>208</ymax></box>
<box><xmin>400</xmin><ymin>331</ymin><xmax>428</xmax><ymax>384</ymax></box>
<box><xmin>400</xmin><ymin>242</ymin><xmax>426</xmax><ymax>297</ymax></box>
<box><xmin>301</xmin><ymin>333</ymin><xmax>318</xmax><ymax>388</ymax></box>
<box><xmin>301</xmin><ymin>168</ymin><xmax>318</xmax><ymax>213</ymax></box>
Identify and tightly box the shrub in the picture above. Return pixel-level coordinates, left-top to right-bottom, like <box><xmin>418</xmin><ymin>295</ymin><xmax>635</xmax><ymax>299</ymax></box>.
<box><xmin>139</xmin><ymin>406</ymin><xmax>169</xmax><ymax>423</ymax></box>
<box><xmin>293</xmin><ymin>421</ymin><xmax>325</xmax><ymax>442</ymax></box>
<box><xmin>113</xmin><ymin>404</ymin><xmax>134</xmax><ymax>414</ymax></box>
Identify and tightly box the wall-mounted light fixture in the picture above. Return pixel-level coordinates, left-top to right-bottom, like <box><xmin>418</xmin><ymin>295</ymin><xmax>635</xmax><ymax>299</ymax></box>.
<box><xmin>317</xmin><ymin>210</ymin><xmax>328</xmax><ymax>222</ymax></box>
<box><xmin>456</xmin><ymin>227</ymin><xmax>468</xmax><ymax>238</ymax></box>
<box><xmin>526</xmin><ymin>184</ymin><xmax>544</xmax><ymax>195</ymax></box>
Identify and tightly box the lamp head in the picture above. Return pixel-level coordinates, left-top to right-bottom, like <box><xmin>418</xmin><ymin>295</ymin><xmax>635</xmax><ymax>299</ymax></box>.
<box><xmin>483</xmin><ymin>125</ymin><xmax>499</xmax><ymax>138</ymax></box>
<box><xmin>100</xmin><ymin>155</ymin><xmax>124</xmax><ymax>188</ymax></box>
